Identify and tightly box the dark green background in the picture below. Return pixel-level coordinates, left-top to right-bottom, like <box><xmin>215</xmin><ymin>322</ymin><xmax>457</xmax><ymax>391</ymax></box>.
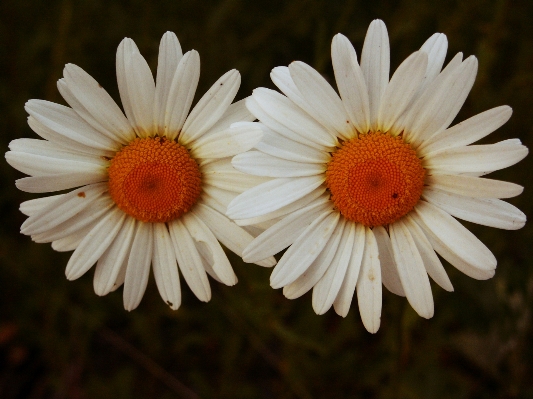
<box><xmin>1</xmin><ymin>0</ymin><xmax>532</xmax><ymax>398</ymax></box>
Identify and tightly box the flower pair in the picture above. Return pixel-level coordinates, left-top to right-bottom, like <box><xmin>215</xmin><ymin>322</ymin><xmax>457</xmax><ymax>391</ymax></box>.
<box><xmin>7</xmin><ymin>20</ymin><xmax>527</xmax><ymax>333</ymax></box>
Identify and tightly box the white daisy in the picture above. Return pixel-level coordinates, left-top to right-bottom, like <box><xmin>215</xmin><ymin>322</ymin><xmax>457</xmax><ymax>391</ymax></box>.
<box><xmin>6</xmin><ymin>32</ymin><xmax>275</xmax><ymax>311</ymax></box>
<box><xmin>226</xmin><ymin>20</ymin><xmax>528</xmax><ymax>333</ymax></box>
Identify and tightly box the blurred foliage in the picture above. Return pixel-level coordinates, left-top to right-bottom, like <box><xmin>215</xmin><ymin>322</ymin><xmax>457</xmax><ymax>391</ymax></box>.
<box><xmin>1</xmin><ymin>0</ymin><xmax>533</xmax><ymax>398</ymax></box>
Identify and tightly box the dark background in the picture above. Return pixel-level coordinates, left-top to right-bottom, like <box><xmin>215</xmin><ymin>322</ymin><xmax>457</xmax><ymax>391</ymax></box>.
<box><xmin>1</xmin><ymin>0</ymin><xmax>533</xmax><ymax>398</ymax></box>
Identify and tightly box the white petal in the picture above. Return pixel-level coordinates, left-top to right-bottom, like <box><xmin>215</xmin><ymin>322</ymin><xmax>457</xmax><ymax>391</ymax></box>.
<box><xmin>202</xmin><ymin>160</ymin><xmax>270</xmax><ymax>194</ymax></box>
<box><xmin>227</xmin><ymin>176</ymin><xmax>325</xmax><ymax>220</ymax></box>
<box><xmin>234</xmin><ymin>187</ymin><xmax>327</xmax><ymax>226</ymax></box>
<box><xmin>32</xmin><ymin>195</ymin><xmax>113</xmax><ymax>243</ymax></box>
<box><xmin>21</xmin><ymin>183</ymin><xmax>108</xmax><ymax>235</ymax></box>
<box><xmin>169</xmin><ymin>219</ymin><xmax>211</xmax><ymax>302</ymax></box>
<box><xmin>255</xmin><ymin>123</ymin><xmax>331</xmax><ymax>164</ymax></box>
<box><xmin>242</xmin><ymin>197</ymin><xmax>331</xmax><ymax>264</ymax></box>
<box><xmin>15</xmin><ymin>172</ymin><xmax>107</xmax><ymax>193</ymax></box>
<box><xmin>190</xmin><ymin>122</ymin><xmax>263</xmax><ymax>159</ymax></box>
<box><xmin>232</xmin><ymin>151</ymin><xmax>325</xmax><ymax>178</ymax></box>
<box><xmin>152</xmin><ymin>223</ymin><xmax>182</xmax><ymax>309</ymax></box>
<box><xmin>207</xmin><ymin>97</ymin><xmax>256</xmax><ymax>133</ymax></box>
<box><xmin>312</xmin><ymin>220</ymin><xmax>355</xmax><ymax>314</ymax></box>
<box><xmin>424</xmin><ymin>140</ymin><xmax>528</xmax><ymax>175</ymax></box>
<box><xmin>270</xmin><ymin>210</ymin><xmax>339</xmax><ymax>288</ymax></box>
<box><xmin>51</xmin><ymin>223</ymin><xmax>95</xmax><ymax>252</ymax></box>
<box><xmin>418</xmin><ymin>33</ymin><xmax>448</xmax><ymax>92</ymax></box>
<box><xmin>289</xmin><ymin>61</ymin><xmax>352</xmax><ymax>138</ymax></box>
<box><xmin>331</xmin><ymin>33</ymin><xmax>370</xmax><ymax>136</ymax></box>
<box><xmin>20</xmin><ymin>194</ymin><xmax>64</xmax><ymax>216</ymax></box>
<box><xmin>405</xmin><ymin>56</ymin><xmax>478</xmax><ymax>147</ymax></box>
<box><xmin>413</xmin><ymin>200</ymin><xmax>497</xmax><ymax>278</ymax></box>
<box><xmin>425</xmin><ymin>173</ymin><xmax>523</xmax><ymax>199</ymax></box>
<box><xmin>423</xmin><ymin>187</ymin><xmax>526</xmax><ymax>230</ymax></box>
<box><xmin>373</xmin><ymin>225</ymin><xmax>405</xmax><ymax>296</ymax></box>
<box><xmin>62</xmin><ymin>63</ymin><xmax>134</xmax><ymax>143</ymax></box>
<box><xmin>165</xmin><ymin>50</ymin><xmax>200</xmax><ymax>139</ymax></box>
<box><xmin>356</xmin><ymin>227</ymin><xmax>382</xmax><ymax>332</ymax></box>
<box><xmin>377</xmin><ymin>51</ymin><xmax>428</xmax><ymax>133</ymax></box>
<box><xmin>251</xmin><ymin>88</ymin><xmax>337</xmax><ymax>148</ymax></box>
<box><xmin>390</xmin><ymin>219</ymin><xmax>434</xmax><ymax>319</ymax></box>
<box><xmin>404</xmin><ymin>214</ymin><xmax>453</xmax><ymax>292</ymax></box>
<box><xmin>180</xmin><ymin>70</ymin><xmax>240</xmax><ymax>145</ymax></box>
<box><xmin>360</xmin><ymin>19</ymin><xmax>390</xmax><ymax>130</ymax></box>
<box><xmin>418</xmin><ymin>106</ymin><xmax>513</xmax><ymax>156</ymax></box>
<box><xmin>182</xmin><ymin>212</ymin><xmax>237</xmax><ymax>285</ymax></box>
<box><xmin>124</xmin><ymin>50</ymin><xmax>156</xmax><ymax>137</ymax></box>
<box><xmin>116</xmin><ymin>38</ymin><xmax>139</xmax><ymax>129</ymax></box>
<box><xmin>65</xmin><ymin>207</ymin><xmax>126</xmax><ymax>280</ymax></box>
<box><xmin>193</xmin><ymin>203</ymin><xmax>276</xmax><ymax>267</ymax></box>
<box><xmin>6</xmin><ymin>150</ymin><xmax>105</xmax><ymax>177</ymax></box>
<box><xmin>25</xmin><ymin>100</ymin><xmax>119</xmax><ymax>151</ymax></box>
<box><xmin>333</xmin><ymin>223</ymin><xmax>365</xmax><ymax>317</ymax></box>
<box><xmin>123</xmin><ymin>221</ymin><xmax>153</xmax><ymax>311</ymax></box>
<box><xmin>27</xmin><ymin>115</ymin><xmax>114</xmax><ymax>157</ymax></box>
<box><xmin>93</xmin><ymin>216</ymin><xmax>136</xmax><ymax>296</ymax></box>
<box><xmin>284</xmin><ymin>218</ymin><xmax>346</xmax><ymax>300</ymax></box>
<box><xmin>154</xmin><ymin>32</ymin><xmax>183</xmax><ymax>133</ymax></box>
<box><xmin>270</xmin><ymin>66</ymin><xmax>316</xmax><ymax>117</ymax></box>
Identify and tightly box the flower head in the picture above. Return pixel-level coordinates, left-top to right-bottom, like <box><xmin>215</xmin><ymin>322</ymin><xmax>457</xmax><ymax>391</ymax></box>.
<box><xmin>226</xmin><ymin>20</ymin><xmax>528</xmax><ymax>333</ymax></box>
<box><xmin>6</xmin><ymin>32</ymin><xmax>275</xmax><ymax>311</ymax></box>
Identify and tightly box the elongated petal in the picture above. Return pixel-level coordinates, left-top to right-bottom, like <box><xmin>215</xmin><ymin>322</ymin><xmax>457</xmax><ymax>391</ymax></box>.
<box><xmin>283</xmin><ymin>218</ymin><xmax>345</xmax><ymax>299</ymax></box>
<box><xmin>182</xmin><ymin>212</ymin><xmax>237</xmax><ymax>285</ymax></box>
<box><xmin>194</xmin><ymin>203</ymin><xmax>276</xmax><ymax>267</ymax></box>
<box><xmin>251</xmin><ymin>88</ymin><xmax>337</xmax><ymax>148</ymax></box>
<box><xmin>270</xmin><ymin>211</ymin><xmax>339</xmax><ymax>288</ymax></box>
<box><xmin>312</xmin><ymin>221</ymin><xmax>355</xmax><ymax>314</ymax></box>
<box><xmin>373</xmin><ymin>225</ymin><xmax>405</xmax><ymax>296</ymax></box>
<box><xmin>152</xmin><ymin>222</ymin><xmax>183</xmax><ymax>309</ymax></box>
<box><xmin>20</xmin><ymin>194</ymin><xmax>64</xmax><ymax>217</ymax></box>
<box><xmin>25</xmin><ymin>100</ymin><xmax>119</xmax><ymax>151</ymax></box>
<box><xmin>254</xmin><ymin>123</ymin><xmax>330</xmax><ymax>164</ymax></box>
<box><xmin>232</xmin><ymin>151</ymin><xmax>325</xmax><ymax>178</ymax></box>
<box><xmin>356</xmin><ymin>227</ymin><xmax>382</xmax><ymax>332</ymax></box>
<box><xmin>65</xmin><ymin>207</ymin><xmax>126</xmax><ymax>280</ymax></box>
<box><xmin>426</xmin><ymin>173</ymin><xmax>523</xmax><ymax>199</ymax></box>
<box><xmin>165</xmin><ymin>50</ymin><xmax>200</xmax><ymax>139</ymax></box>
<box><xmin>423</xmin><ymin>187</ymin><xmax>526</xmax><ymax>230</ymax></box>
<box><xmin>227</xmin><ymin>175</ymin><xmax>324</xmax><ymax>220</ymax></box>
<box><xmin>21</xmin><ymin>183</ymin><xmax>108</xmax><ymax>235</ymax></box>
<box><xmin>378</xmin><ymin>51</ymin><xmax>428</xmax><ymax>133</ymax></box>
<box><xmin>181</xmin><ymin>70</ymin><xmax>240</xmax><ymax>145</ymax></box>
<box><xmin>360</xmin><ymin>19</ymin><xmax>390</xmax><ymax>130</ymax></box>
<box><xmin>418</xmin><ymin>33</ymin><xmax>448</xmax><ymax>92</ymax></box>
<box><xmin>94</xmin><ymin>216</ymin><xmax>136</xmax><ymax>296</ymax></box>
<box><xmin>406</xmin><ymin>56</ymin><xmax>478</xmax><ymax>147</ymax></box>
<box><xmin>404</xmin><ymin>214</ymin><xmax>453</xmax><ymax>292</ymax></box>
<box><xmin>331</xmin><ymin>33</ymin><xmax>370</xmax><ymax>135</ymax></box>
<box><xmin>270</xmin><ymin>66</ymin><xmax>316</xmax><ymax>117</ymax></box>
<box><xmin>333</xmin><ymin>223</ymin><xmax>365</xmax><ymax>317</ymax></box>
<box><xmin>419</xmin><ymin>106</ymin><xmax>513</xmax><ymax>155</ymax></box>
<box><xmin>63</xmin><ymin>63</ymin><xmax>134</xmax><ymax>143</ymax></box>
<box><xmin>190</xmin><ymin>122</ymin><xmax>263</xmax><ymax>159</ymax></box>
<box><xmin>15</xmin><ymin>172</ymin><xmax>107</xmax><ymax>193</ymax></box>
<box><xmin>123</xmin><ymin>221</ymin><xmax>153</xmax><ymax>311</ymax></box>
<box><xmin>289</xmin><ymin>61</ymin><xmax>352</xmax><ymax>138</ymax></box>
<box><xmin>154</xmin><ymin>32</ymin><xmax>183</xmax><ymax>133</ymax></box>
<box><xmin>390</xmin><ymin>219</ymin><xmax>434</xmax><ymax>319</ymax></box>
<box><xmin>413</xmin><ymin>200</ymin><xmax>496</xmax><ymax>276</ymax></box>
<box><xmin>425</xmin><ymin>140</ymin><xmax>528</xmax><ymax>174</ymax></box>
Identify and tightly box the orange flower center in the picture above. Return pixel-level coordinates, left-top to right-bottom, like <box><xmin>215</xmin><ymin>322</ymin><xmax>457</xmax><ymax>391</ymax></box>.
<box><xmin>326</xmin><ymin>132</ymin><xmax>425</xmax><ymax>227</ymax></box>
<box><xmin>108</xmin><ymin>137</ymin><xmax>202</xmax><ymax>223</ymax></box>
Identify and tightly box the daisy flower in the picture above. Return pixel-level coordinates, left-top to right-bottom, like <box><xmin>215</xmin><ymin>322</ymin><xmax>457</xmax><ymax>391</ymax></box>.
<box><xmin>6</xmin><ymin>32</ymin><xmax>275</xmax><ymax>311</ymax></box>
<box><xmin>226</xmin><ymin>20</ymin><xmax>528</xmax><ymax>333</ymax></box>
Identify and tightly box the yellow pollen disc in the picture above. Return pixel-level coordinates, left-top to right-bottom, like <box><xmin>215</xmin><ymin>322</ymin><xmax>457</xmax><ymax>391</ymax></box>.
<box><xmin>326</xmin><ymin>132</ymin><xmax>425</xmax><ymax>227</ymax></box>
<box><xmin>108</xmin><ymin>137</ymin><xmax>202</xmax><ymax>223</ymax></box>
